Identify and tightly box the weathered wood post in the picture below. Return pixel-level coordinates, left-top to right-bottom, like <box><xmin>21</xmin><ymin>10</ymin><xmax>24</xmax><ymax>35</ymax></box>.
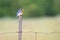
<box><xmin>18</xmin><ymin>15</ymin><xmax>22</xmax><ymax>40</ymax></box>
<box><xmin>17</xmin><ymin>8</ymin><xmax>24</xmax><ymax>40</ymax></box>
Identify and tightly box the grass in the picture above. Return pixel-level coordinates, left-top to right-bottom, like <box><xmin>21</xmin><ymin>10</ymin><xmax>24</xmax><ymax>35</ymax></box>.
<box><xmin>0</xmin><ymin>16</ymin><xmax>60</xmax><ymax>40</ymax></box>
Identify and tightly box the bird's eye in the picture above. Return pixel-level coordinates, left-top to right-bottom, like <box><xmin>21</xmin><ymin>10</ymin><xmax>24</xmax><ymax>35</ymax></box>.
<box><xmin>20</xmin><ymin>8</ymin><xmax>23</xmax><ymax>10</ymax></box>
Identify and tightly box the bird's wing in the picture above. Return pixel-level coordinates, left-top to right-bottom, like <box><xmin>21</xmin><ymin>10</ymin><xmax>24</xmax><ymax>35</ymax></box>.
<box><xmin>16</xmin><ymin>8</ymin><xmax>22</xmax><ymax>16</ymax></box>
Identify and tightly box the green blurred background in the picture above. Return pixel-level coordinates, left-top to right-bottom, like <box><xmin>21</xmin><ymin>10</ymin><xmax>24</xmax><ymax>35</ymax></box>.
<box><xmin>0</xmin><ymin>0</ymin><xmax>60</xmax><ymax>18</ymax></box>
<box><xmin>0</xmin><ymin>0</ymin><xmax>60</xmax><ymax>40</ymax></box>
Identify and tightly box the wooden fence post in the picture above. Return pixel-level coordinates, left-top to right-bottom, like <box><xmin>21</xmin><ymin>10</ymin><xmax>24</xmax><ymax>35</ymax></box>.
<box><xmin>35</xmin><ymin>32</ymin><xmax>37</xmax><ymax>40</ymax></box>
<box><xmin>18</xmin><ymin>15</ymin><xmax>22</xmax><ymax>40</ymax></box>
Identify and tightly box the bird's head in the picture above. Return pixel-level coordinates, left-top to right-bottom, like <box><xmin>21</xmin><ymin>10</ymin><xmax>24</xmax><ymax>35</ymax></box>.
<box><xmin>16</xmin><ymin>8</ymin><xmax>24</xmax><ymax>16</ymax></box>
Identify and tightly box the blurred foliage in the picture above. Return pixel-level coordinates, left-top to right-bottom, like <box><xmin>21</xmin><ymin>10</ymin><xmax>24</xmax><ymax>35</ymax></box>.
<box><xmin>0</xmin><ymin>0</ymin><xmax>60</xmax><ymax>18</ymax></box>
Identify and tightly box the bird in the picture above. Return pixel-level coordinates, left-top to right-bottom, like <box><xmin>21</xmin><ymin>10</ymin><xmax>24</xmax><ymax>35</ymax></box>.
<box><xmin>16</xmin><ymin>8</ymin><xmax>24</xmax><ymax>16</ymax></box>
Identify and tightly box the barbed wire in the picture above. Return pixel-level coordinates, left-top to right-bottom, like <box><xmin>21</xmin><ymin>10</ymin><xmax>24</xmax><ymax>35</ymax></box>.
<box><xmin>0</xmin><ymin>32</ymin><xmax>60</xmax><ymax>40</ymax></box>
<box><xmin>0</xmin><ymin>32</ymin><xmax>60</xmax><ymax>34</ymax></box>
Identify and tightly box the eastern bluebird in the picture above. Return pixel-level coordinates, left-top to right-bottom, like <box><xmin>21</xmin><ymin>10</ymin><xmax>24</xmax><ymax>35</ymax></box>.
<box><xmin>16</xmin><ymin>8</ymin><xmax>23</xmax><ymax>16</ymax></box>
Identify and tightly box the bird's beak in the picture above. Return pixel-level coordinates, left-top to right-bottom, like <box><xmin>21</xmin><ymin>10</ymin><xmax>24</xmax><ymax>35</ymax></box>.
<box><xmin>21</xmin><ymin>9</ymin><xmax>24</xmax><ymax>14</ymax></box>
<box><xmin>22</xmin><ymin>9</ymin><xmax>24</xmax><ymax>12</ymax></box>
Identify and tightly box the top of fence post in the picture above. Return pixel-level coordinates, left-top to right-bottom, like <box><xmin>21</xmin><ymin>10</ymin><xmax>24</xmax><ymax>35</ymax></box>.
<box><xmin>16</xmin><ymin>8</ymin><xmax>24</xmax><ymax>40</ymax></box>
